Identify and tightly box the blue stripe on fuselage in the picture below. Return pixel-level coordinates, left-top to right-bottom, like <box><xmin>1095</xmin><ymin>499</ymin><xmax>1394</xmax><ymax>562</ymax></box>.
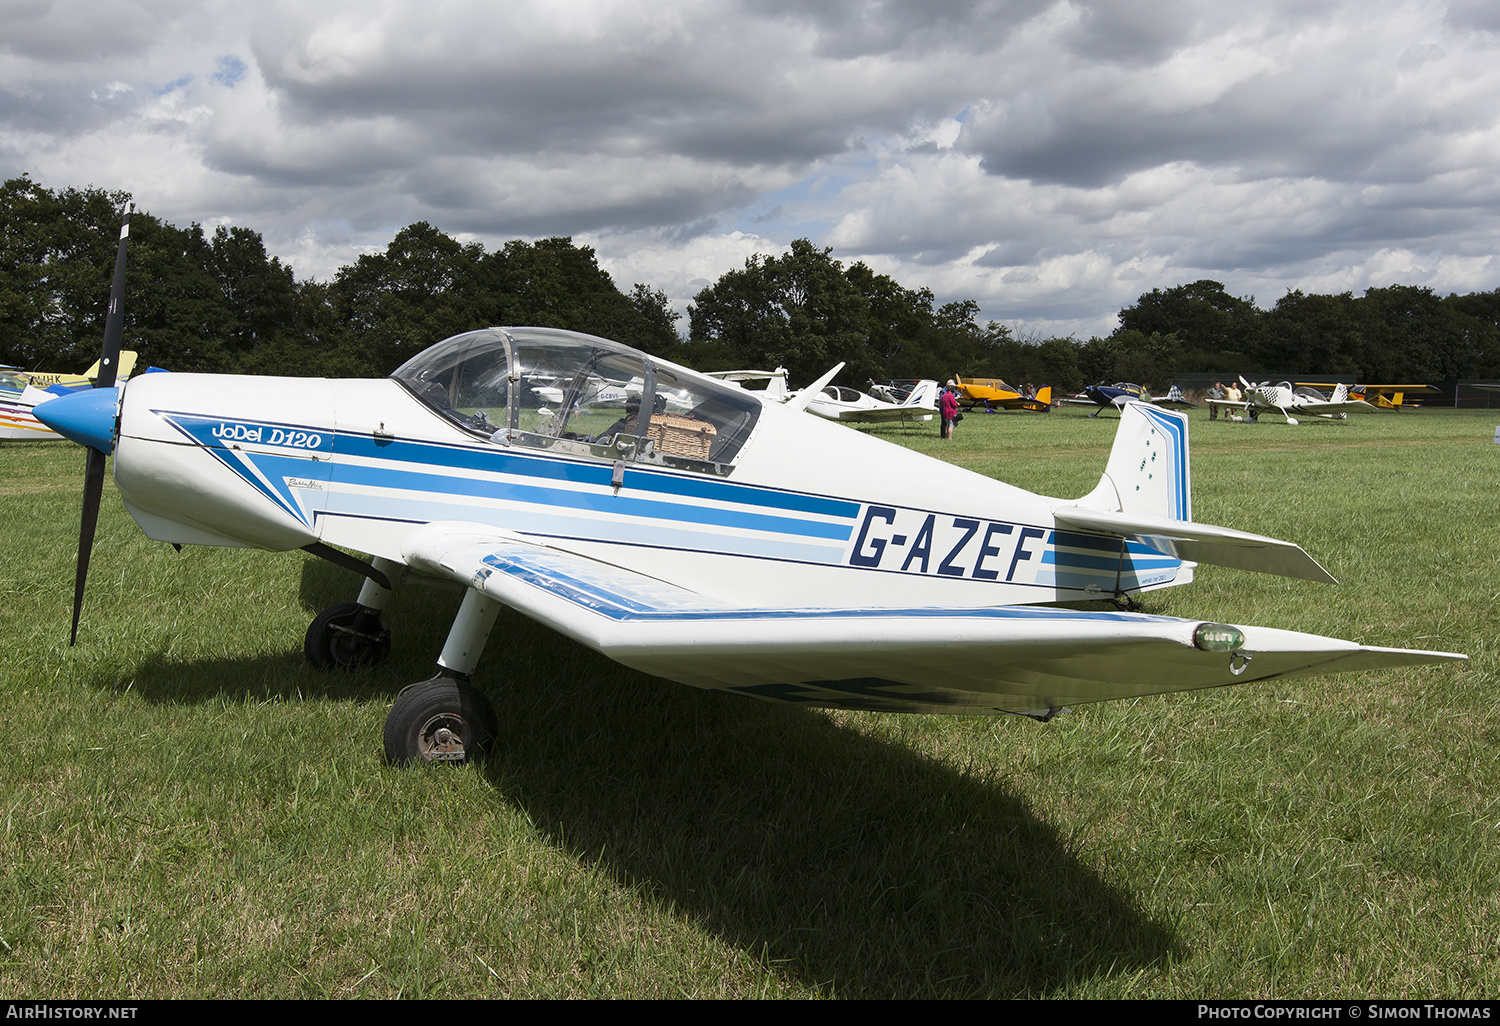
<box><xmin>332</xmin><ymin>433</ymin><xmax>859</xmax><ymax>519</ymax></box>
<box><xmin>329</xmin><ymin>459</ymin><xmax>853</xmax><ymax>541</ymax></box>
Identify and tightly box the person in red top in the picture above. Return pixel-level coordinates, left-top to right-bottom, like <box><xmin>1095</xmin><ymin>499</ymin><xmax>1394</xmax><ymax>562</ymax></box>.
<box><xmin>939</xmin><ymin>385</ymin><xmax>960</xmax><ymax>439</ymax></box>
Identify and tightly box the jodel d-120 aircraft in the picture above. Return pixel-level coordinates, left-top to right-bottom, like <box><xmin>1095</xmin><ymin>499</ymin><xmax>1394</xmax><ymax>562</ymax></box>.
<box><xmin>40</xmin><ymin>211</ymin><xmax>1464</xmax><ymax>765</ymax></box>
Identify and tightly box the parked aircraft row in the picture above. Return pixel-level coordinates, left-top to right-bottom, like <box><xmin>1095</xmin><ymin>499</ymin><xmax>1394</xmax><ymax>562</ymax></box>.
<box><xmin>32</xmin><ymin>208</ymin><xmax>1463</xmax><ymax>767</ymax></box>
<box><xmin>6</xmin><ymin>349</ymin><xmax>1437</xmax><ymax>447</ymax></box>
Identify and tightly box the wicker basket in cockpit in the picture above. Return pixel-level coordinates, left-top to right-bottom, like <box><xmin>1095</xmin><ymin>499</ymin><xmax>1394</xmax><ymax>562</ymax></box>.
<box><xmin>648</xmin><ymin>414</ymin><xmax>717</xmax><ymax>460</ymax></box>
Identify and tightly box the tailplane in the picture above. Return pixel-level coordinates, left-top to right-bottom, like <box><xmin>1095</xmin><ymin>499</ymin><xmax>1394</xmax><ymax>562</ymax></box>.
<box><xmin>1059</xmin><ymin>402</ymin><xmax>1335</xmax><ymax>584</ymax></box>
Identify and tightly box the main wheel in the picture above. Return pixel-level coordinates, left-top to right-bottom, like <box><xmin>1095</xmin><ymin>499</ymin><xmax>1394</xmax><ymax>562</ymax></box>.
<box><xmin>383</xmin><ymin>676</ymin><xmax>498</xmax><ymax>766</ymax></box>
<box><xmin>304</xmin><ymin>602</ymin><xmax>391</xmax><ymax>670</ymax></box>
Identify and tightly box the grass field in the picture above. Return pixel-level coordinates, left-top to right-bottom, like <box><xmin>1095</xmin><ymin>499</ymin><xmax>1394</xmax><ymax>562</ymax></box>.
<box><xmin>1</xmin><ymin>405</ymin><xmax>1497</xmax><ymax>998</ymax></box>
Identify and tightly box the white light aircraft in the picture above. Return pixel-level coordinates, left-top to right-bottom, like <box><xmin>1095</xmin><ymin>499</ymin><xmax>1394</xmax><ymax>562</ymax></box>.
<box><xmin>708</xmin><ymin>366</ymin><xmax>937</xmax><ymax>424</ymax></box>
<box><xmin>40</xmin><ymin>211</ymin><xmax>1464</xmax><ymax>765</ymax></box>
<box><xmin>1206</xmin><ymin>378</ymin><xmax>1380</xmax><ymax>425</ymax></box>
<box><xmin>802</xmin><ymin>375</ymin><xmax>939</xmax><ymax>424</ymax></box>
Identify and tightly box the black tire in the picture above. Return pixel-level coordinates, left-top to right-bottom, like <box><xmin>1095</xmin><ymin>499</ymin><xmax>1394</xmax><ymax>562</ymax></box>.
<box><xmin>383</xmin><ymin>676</ymin><xmax>498</xmax><ymax>766</ymax></box>
<box><xmin>304</xmin><ymin>602</ymin><xmax>391</xmax><ymax>670</ymax></box>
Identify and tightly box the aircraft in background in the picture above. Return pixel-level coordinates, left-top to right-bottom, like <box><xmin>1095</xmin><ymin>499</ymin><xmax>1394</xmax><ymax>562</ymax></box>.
<box><xmin>952</xmin><ymin>377</ymin><xmax>1053</xmax><ymax>412</ymax></box>
<box><xmin>1063</xmin><ymin>382</ymin><xmax>1198</xmax><ymax>418</ymax></box>
<box><xmin>1207</xmin><ymin>378</ymin><xmax>1380</xmax><ymax>425</ymax></box>
<box><xmin>708</xmin><ymin>367</ymin><xmax>939</xmax><ymax>424</ymax></box>
<box><xmin>1296</xmin><ymin>382</ymin><xmax>1438</xmax><ymax>410</ymax></box>
<box><xmin>39</xmin><ymin>210</ymin><xmax>1464</xmax><ymax>766</ymax></box>
<box><xmin>1</xmin><ymin>352</ymin><xmax>141</xmax><ymax>442</ymax></box>
<box><xmin>802</xmin><ymin>377</ymin><xmax>938</xmax><ymax>423</ymax></box>
<box><xmin>705</xmin><ymin>368</ymin><xmax>794</xmax><ymax>403</ymax></box>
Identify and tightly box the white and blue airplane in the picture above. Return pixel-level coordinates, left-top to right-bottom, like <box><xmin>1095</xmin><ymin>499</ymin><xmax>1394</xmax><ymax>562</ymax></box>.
<box><xmin>39</xmin><ymin>214</ymin><xmax>1464</xmax><ymax>765</ymax></box>
<box><xmin>1205</xmin><ymin>378</ymin><xmax>1380</xmax><ymax>425</ymax></box>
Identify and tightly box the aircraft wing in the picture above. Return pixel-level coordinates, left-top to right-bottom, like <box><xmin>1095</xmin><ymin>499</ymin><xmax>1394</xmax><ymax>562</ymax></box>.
<box><xmin>398</xmin><ymin>522</ymin><xmax>1458</xmax><ymax>715</ymax></box>
<box><xmin>1204</xmin><ymin>399</ymin><xmax>1250</xmax><ymax>411</ymax></box>
<box><xmin>1297</xmin><ymin>399</ymin><xmax>1381</xmax><ymax>415</ymax></box>
<box><xmin>831</xmin><ymin>407</ymin><xmax>935</xmax><ymax>423</ymax></box>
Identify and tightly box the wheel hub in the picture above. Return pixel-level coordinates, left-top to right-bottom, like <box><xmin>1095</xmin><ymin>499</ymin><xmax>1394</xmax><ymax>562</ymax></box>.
<box><xmin>416</xmin><ymin>713</ymin><xmax>469</xmax><ymax>763</ymax></box>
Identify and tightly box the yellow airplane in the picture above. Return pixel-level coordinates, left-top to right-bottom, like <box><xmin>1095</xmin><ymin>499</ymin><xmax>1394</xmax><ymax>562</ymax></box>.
<box><xmin>1296</xmin><ymin>381</ymin><xmax>1437</xmax><ymax>410</ymax></box>
<box><xmin>953</xmin><ymin>377</ymin><xmax>1053</xmax><ymax>412</ymax></box>
<box><xmin>1</xmin><ymin>352</ymin><xmax>140</xmax><ymax>441</ymax></box>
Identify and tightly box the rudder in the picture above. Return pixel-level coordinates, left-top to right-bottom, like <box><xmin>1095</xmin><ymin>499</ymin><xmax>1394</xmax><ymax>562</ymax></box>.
<box><xmin>1078</xmin><ymin>402</ymin><xmax>1191</xmax><ymax>520</ymax></box>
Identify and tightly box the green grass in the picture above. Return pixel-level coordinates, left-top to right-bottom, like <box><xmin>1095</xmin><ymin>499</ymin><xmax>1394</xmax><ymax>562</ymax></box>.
<box><xmin>1</xmin><ymin>406</ymin><xmax>1497</xmax><ymax>997</ymax></box>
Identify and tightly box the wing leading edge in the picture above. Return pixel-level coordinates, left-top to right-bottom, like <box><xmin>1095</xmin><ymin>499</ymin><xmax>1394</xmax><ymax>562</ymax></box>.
<box><xmin>401</xmin><ymin>523</ymin><xmax>1462</xmax><ymax>716</ymax></box>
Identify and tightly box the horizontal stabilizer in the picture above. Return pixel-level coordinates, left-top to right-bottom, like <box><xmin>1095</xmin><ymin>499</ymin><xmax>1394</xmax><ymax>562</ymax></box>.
<box><xmin>1053</xmin><ymin>506</ymin><xmax>1337</xmax><ymax>584</ymax></box>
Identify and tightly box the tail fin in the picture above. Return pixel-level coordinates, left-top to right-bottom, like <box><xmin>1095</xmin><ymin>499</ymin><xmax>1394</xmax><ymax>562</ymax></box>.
<box><xmin>1035</xmin><ymin>385</ymin><xmax>1052</xmax><ymax>406</ymax></box>
<box><xmin>1331</xmin><ymin>382</ymin><xmax>1348</xmax><ymax>403</ymax></box>
<box><xmin>764</xmin><ymin>368</ymin><xmax>789</xmax><ymax>403</ymax></box>
<box><xmin>1077</xmin><ymin>402</ymin><xmax>1190</xmax><ymax>521</ymax></box>
<box><xmin>1059</xmin><ymin>402</ymin><xmax>1336</xmax><ymax>584</ymax></box>
<box><xmin>904</xmin><ymin>379</ymin><xmax>938</xmax><ymax>410</ymax></box>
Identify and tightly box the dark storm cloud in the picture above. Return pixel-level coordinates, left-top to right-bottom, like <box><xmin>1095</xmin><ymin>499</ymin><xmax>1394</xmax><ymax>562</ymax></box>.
<box><xmin>1062</xmin><ymin>0</ymin><xmax>1205</xmax><ymax>64</ymax></box>
<box><xmin>0</xmin><ymin>0</ymin><xmax>160</xmax><ymax>62</ymax></box>
<box><xmin>245</xmin><ymin>9</ymin><xmax>918</xmax><ymax>170</ymax></box>
<box><xmin>740</xmin><ymin>0</ymin><xmax>1050</xmax><ymax>58</ymax></box>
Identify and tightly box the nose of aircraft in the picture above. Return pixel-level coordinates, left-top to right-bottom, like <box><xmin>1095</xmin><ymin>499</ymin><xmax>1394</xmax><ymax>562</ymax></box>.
<box><xmin>34</xmin><ymin>386</ymin><xmax>119</xmax><ymax>454</ymax></box>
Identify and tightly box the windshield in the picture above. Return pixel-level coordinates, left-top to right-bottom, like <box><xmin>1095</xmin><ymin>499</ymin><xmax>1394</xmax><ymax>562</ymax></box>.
<box><xmin>393</xmin><ymin>327</ymin><xmax>763</xmax><ymax>471</ymax></box>
<box><xmin>389</xmin><ymin>328</ymin><xmax>511</xmax><ymax>436</ymax></box>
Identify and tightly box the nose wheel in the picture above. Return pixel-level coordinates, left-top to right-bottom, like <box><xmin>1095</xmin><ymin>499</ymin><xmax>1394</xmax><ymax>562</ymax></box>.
<box><xmin>383</xmin><ymin>676</ymin><xmax>497</xmax><ymax>766</ymax></box>
<box><xmin>305</xmin><ymin>602</ymin><xmax>391</xmax><ymax>670</ymax></box>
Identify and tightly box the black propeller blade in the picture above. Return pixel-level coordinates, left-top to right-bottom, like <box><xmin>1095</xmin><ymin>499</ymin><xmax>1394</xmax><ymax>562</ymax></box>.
<box><xmin>69</xmin><ymin>203</ymin><xmax>132</xmax><ymax>645</ymax></box>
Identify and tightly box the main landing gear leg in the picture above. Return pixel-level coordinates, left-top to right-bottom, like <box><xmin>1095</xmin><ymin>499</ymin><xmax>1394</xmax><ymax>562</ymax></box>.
<box><xmin>384</xmin><ymin>590</ymin><xmax>502</xmax><ymax>766</ymax></box>
<box><xmin>305</xmin><ymin>557</ymin><xmax>399</xmax><ymax>670</ymax></box>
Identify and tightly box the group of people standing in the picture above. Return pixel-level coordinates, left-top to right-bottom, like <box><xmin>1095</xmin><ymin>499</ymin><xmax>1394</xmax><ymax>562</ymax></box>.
<box><xmin>1206</xmin><ymin>380</ymin><xmax>1243</xmax><ymax>420</ymax></box>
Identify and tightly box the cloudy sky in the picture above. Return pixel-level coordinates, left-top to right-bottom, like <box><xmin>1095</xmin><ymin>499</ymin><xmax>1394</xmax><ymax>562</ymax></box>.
<box><xmin>4</xmin><ymin>0</ymin><xmax>1499</xmax><ymax>338</ymax></box>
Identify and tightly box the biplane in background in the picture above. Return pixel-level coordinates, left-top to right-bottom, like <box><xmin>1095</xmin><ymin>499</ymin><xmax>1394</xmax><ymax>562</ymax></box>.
<box><xmin>1</xmin><ymin>352</ymin><xmax>141</xmax><ymax>442</ymax></box>
<box><xmin>1207</xmin><ymin>378</ymin><xmax>1380</xmax><ymax>425</ymax></box>
<box><xmin>952</xmin><ymin>377</ymin><xmax>1053</xmax><ymax>412</ymax></box>
<box><xmin>38</xmin><ymin>208</ymin><xmax>1464</xmax><ymax>767</ymax></box>
<box><xmin>1063</xmin><ymin>382</ymin><xmax>1197</xmax><ymax>417</ymax></box>
<box><xmin>1296</xmin><ymin>382</ymin><xmax>1438</xmax><ymax>410</ymax></box>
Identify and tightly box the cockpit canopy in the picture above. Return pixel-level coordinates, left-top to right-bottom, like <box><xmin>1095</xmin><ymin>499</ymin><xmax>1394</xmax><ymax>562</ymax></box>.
<box><xmin>392</xmin><ymin>327</ymin><xmax>762</xmax><ymax>474</ymax></box>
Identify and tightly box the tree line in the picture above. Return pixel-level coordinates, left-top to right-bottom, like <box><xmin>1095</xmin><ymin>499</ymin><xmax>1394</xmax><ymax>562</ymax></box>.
<box><xmin>0</xmin><ymin>176</ymin><xmax>680</xmax><ymax>379</ymax></box>
<box><xmin>4</xmin><ymin>176</ymin><xmax>1497</xmax><ymax>390</ymax></box>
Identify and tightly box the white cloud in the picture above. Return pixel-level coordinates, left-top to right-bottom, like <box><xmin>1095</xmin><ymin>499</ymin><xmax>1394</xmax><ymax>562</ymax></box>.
<box><xmin>1</xmin><ymin>0</ymin><xmax>1497</xmax><ymax>335</ymax></box>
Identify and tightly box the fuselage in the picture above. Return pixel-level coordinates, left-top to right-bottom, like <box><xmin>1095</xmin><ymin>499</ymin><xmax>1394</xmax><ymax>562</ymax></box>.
<box><xmin>109</xmin><ymin>329</ymin><xmax>1184</xmax><ymax>611</ymax></box>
